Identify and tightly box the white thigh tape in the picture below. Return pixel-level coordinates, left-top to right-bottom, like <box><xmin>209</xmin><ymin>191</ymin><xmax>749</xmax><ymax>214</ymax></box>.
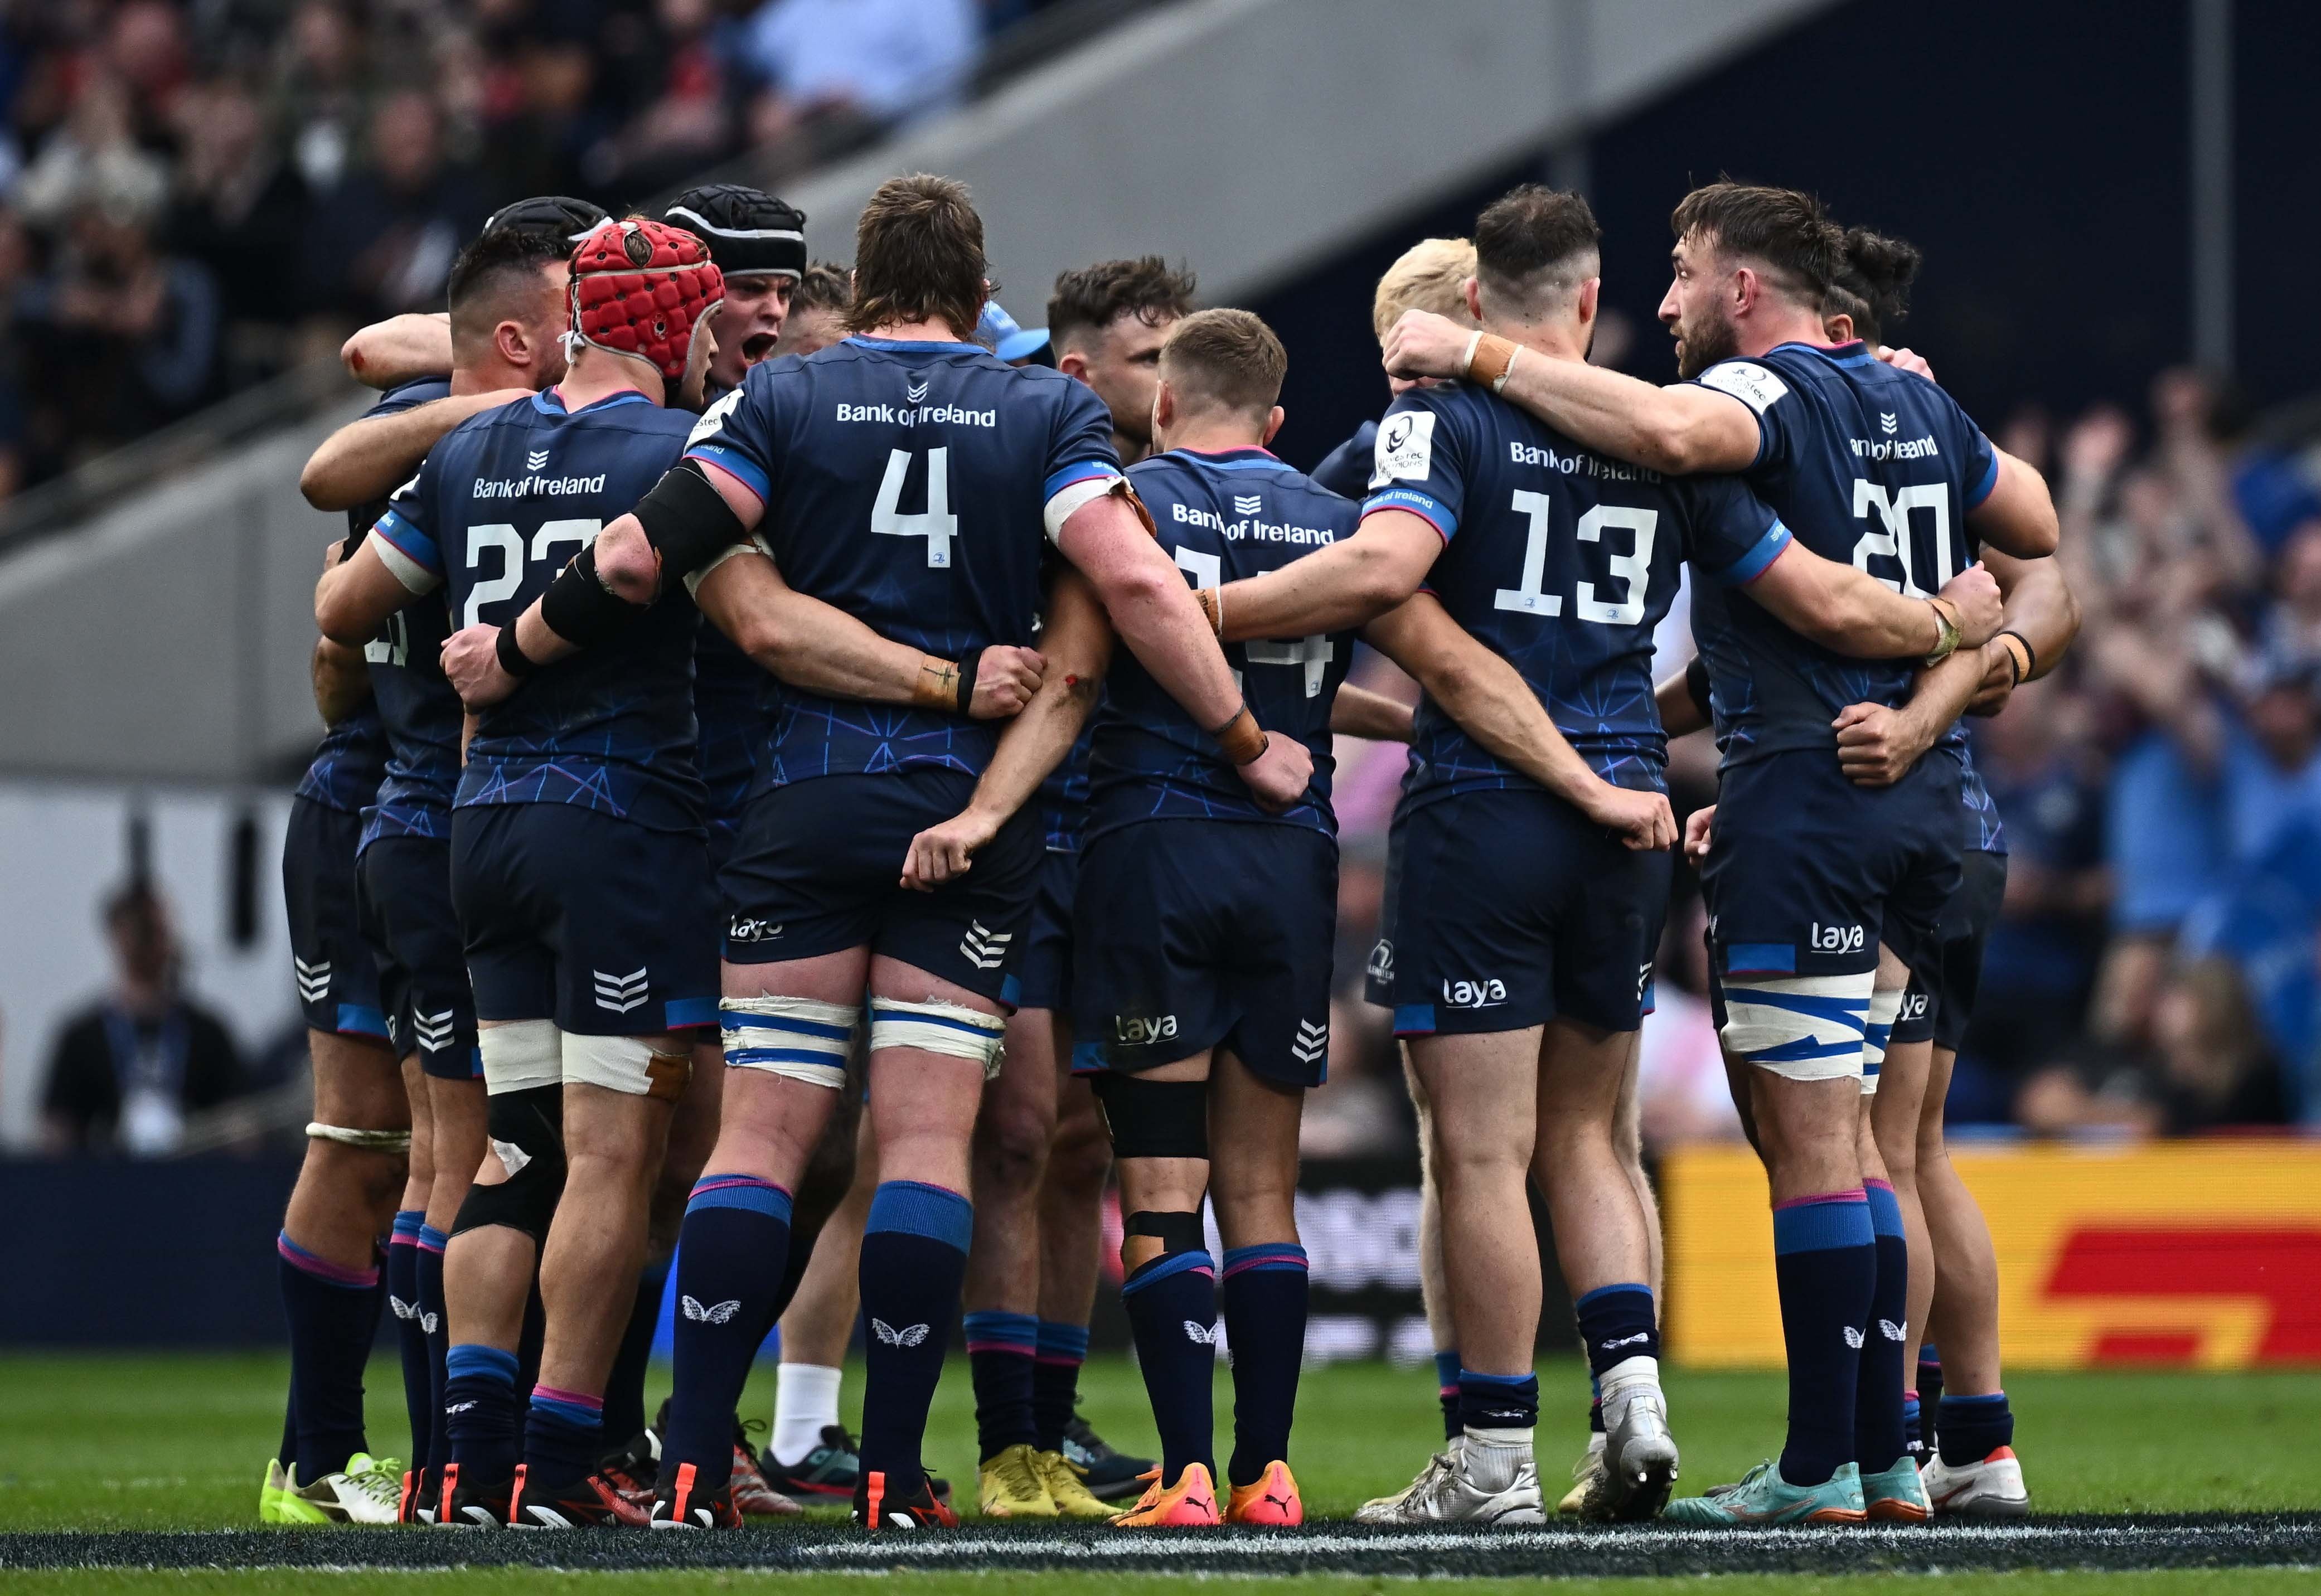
<box><xmin>564</xmin><ymin>1032</ymin><xmax>691</xmax><ymax>1100</ymax></box>
<box><xmin>304</xmin><ymin>1123</ymin><xmax>412</xmax><ymax>1151</ymax></box>
<box><xmin>479</xmin><ymin>1020</ymin><xmax>563</xmax><ymax>1095</ymax></box>
<box><xmin>1720</xmin><ymin>971</ymin><xmax>1873</xmax><ymax>1083</ymax></box>
<box><xmin>721</xmin><ymin>995</ymin><xmax>861</xmax><ymax>1090</ymax></box>
<box><xmin>1860</xmin><ymin>987</ymin><xmax>1903</xmax><ymax>1097</ymax></box>
<box><xmin>870</xmin><ymin>997</ymin><xmax>1006</xmax><ymax>1079</ymax></box>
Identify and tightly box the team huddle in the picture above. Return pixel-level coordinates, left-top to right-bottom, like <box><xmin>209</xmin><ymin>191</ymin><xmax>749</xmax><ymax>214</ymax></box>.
<box><xmin>266</xmin><ymin>166</ymin><xmax>2072</xmax><ymax>1532</ymax></box>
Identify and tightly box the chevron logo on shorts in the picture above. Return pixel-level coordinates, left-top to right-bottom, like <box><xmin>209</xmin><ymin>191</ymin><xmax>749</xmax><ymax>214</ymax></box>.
<box><xmin>960</xmin><ymin>920</ymin><xmax>1013</xmax><ymax>970</ymax></box>
<box><xmin>593</xmin><ymin>967</ymin><xmax>650</xmax><ymax>1014</ymax></box>
<box><xmin>1290</xmin><ymin>1018</ymin><xmax>1329</xmax><ymax>1066</ymax></box>
<box><xmin>294</xmin><ymin>956</ymin><xmax>331</xmax><ymax>1003</ymax></box>
<box><xmin>414</xmin><ymin>1009</ymin><xmax>458</xmax><ymax>1052</ymax></box>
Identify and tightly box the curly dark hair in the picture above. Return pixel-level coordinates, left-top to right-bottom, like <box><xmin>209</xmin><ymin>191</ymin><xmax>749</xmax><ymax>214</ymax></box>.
<box><xmin>1046</xmin><ymin>257</ymin><xmax>1197</xmax><ymax>352</ymax></box>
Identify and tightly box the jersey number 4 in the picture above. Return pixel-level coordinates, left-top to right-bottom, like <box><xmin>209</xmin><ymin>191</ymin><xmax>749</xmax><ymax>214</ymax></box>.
<box><xmin>873</xmin><ymin>448</ymin><xmax>960</xmax><ymax>568</ymax></box>
<box><xmin>1494</xmin><ymin>494</ymin><xmax>1656</xmax><ymax>625</ymax></box>
<box><xmin>463</xmin><ymin>518</ymin><xmax>602</xmax><ymax>628</ymax></box>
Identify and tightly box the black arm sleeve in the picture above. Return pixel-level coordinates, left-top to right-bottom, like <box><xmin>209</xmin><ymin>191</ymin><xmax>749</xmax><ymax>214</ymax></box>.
<box><xmin>537</xmin><ymin>542</ymin><xmax>650</xmax><ymax>652</ymax></box>
<box><xmin>633</xmin><ymin>458</ymin><xmax>748</xmax><ymax>578</ymax></box>
<box><xmin>1685</xmin><ymin>654</ymin><xmax>1712</xmax><ymax>720</ymax></box>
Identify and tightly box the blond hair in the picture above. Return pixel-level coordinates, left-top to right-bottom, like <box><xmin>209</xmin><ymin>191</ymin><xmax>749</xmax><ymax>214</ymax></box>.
<box><xmin>1372</xmin><ymin>237</ymin><xmax>1479</xmax><ymax>342</ymax></box>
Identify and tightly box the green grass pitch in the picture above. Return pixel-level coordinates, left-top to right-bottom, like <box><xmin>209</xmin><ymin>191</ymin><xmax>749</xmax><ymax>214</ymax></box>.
<box><xmin>2</xmin><ymin>1352</ymin><xmax>2317</xmax><ymax>1593</ymax></box>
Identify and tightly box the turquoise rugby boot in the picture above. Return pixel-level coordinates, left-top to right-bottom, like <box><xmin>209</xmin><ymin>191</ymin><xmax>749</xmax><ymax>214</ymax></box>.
<box><xmin>1665</xmin><ymin>1459</ymin><xmax>1866</xmax><ymax>1526</ymax></box>
<box><xmin>1860</xmin><ymin>1454</ymin><xmax>1932</xmax><ymax>1523</ymax></box>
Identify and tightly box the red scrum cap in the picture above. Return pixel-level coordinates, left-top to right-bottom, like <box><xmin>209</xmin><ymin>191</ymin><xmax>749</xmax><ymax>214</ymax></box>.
<box><xmin>568</xmin><ymin>218</ymin><xmax>724</xmax><ymax>382</ymax></box>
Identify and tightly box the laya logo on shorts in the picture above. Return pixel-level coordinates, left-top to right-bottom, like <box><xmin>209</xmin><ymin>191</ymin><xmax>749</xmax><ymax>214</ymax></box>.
<box><xmin>728</xmin><ymin>916</ymin><xmax>783</xmax><ymax>943</ymax></box>
<box><xmin>1113</xmin><ymin>1014</ymin><xmax>1179</xmax><ymax>1047</ymax></box>
<box><xmin>1441</xmin><ymin>977</ymin><xmax>1508</xmax><ymax>1009</ymax></box>
<box><xmin>1811</xmin><ymin>923</ymin><xmax>1866</xmax><ymax>954</ymax></box>
<box><xmin>1899</xmin><ymin>992</ymin><xmax>1930</xmax><ymax>1022</ymax></box>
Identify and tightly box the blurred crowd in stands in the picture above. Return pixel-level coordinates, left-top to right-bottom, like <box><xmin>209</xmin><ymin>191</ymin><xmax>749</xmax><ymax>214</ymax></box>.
<box><xmin>0</xmin><ymin>0</ymin><xmax>1056</xmax><ymax>500</ymax></box>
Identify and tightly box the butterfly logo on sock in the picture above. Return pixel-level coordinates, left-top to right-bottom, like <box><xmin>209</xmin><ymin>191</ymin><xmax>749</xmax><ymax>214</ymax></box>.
<box><xmin>1843</xmin><ymin>1326</ymin><xmax>1867</xmax><ymax>1349</ymax></box>
<box><xmin>389</xmin><ymin>1295</ymin><xmax>418</xmax><ymax>1321</ymax></box>
<box><xmin>1183</xmin><ymin>1320</ymin><xmax>1219</xmax><ymax>1346</ymax></box>
<box><xmin>1878</xmin><ymin>1319</ymin><xmax>1906</xmax><ymax>1341</ymax></box>
<box><xmin>1599</xmin><ymin>1331</ymin><xmax>1651</xmax><ymax>1351</ymax></box>
<box><xmin>420</xmin><ymin>1311</ymin><xmax>439</xmax><ymax>1335</ymax></box>
<box><xmin>873</xmin><ymin>1318</ymin><xmax>931</xmax><ymax>1347</ymax></box>
<box><xmin>681</xmin><ymin>1295</ymin><xmax>742</xmax><ymax>1325</ymax></box>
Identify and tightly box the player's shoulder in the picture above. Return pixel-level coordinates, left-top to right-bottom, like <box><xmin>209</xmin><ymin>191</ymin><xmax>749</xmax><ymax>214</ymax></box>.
<box><xmin>1693</xmin><ymin>350</ymin><xmax>1814</xmax><ymax>418</ymax></box>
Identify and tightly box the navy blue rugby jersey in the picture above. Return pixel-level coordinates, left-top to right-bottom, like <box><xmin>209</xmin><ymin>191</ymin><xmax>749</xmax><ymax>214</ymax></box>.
<box><xmin>683</xmin><ymin>334</ymin><xmax>1120</xmax><ymax>790</ymax></box>
<box><xmin>689</xmin><ymin>375</ymin><xmax>769</xmax><ymax>827</ymax></box>
<box><xmin>1087</xmin><ymin>447</ymin><xmax>1359</xmax><ymax>842</ymax></box>
<box><xmin>1361</xmin><ymin>379</ymin><xmax>1781</xmax><ymax>809</ymax></box>
<box><xmin>348</xmin><ymin>379</ymin><xmax>463</xmax><ymax>847</ymax></box>
<box><xmin>370</xmin><ymin>387</ymin><xmax>705</xmax><ymax>833</ymax></box>
<box><xmin>1311</xmin><ymin>420</ymin><xmax>1376</xmax><ymax>499</ymax></box>
<box><xmin>295</xmin><ymin>707</ymin><xmax>390</xmax><ymax>813</ymax></box>
<box><xmin>1685</xmin><ymin>340</ymin><xmax>1998</xmax><ymax>768</ymax></box>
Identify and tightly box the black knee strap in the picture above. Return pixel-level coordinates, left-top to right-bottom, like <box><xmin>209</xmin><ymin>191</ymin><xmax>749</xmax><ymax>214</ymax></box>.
<box><xmin>1124</xmin><ymin>1209</ymin><xmax>1206</xmax><ymax>1253</ymax></box>
<box><xmin>450</xmin><ymin>1084</ymin><xmax>566</xmax><ymax>1245</ymax></box>
<box><xmin>1089</xmin><ymin>1073</ymin><xmax>1209</xmax><ymax>1160</ymax></box>
<box><xmin>634</xmin><ymin>457</ymin><xmax>747</xmax><ymax>578</ymax></box>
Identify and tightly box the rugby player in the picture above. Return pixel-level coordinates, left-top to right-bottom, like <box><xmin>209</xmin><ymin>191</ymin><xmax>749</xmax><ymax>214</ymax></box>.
<box><xmin>1212</xmin><ymin>183</ymin><xmax>2002</xmax><ymax>1525</ymax></box>
<box><xmin>1384</xmin><ymin>181</ymin><xmax>2053</xmax><ymax>1525</ymax></box>
<box><xmin>299</xmin><ymin>219</ymin><xmax>572</xmax><ymax>1523</ymax></box>
<box><xmin>267</xmin><ymin>526</ymin><xmax>410</xmax><ymax>1526</ymax></box>
<box><xmin>1655</xmin><ymin>230</ymin><xmax>2077</xmax><ymax>1521</ymax></box>
<box><xmin>956</xmin><ymin>259</ymin><xmax>1195</xmax><ymax>1520</ymax></box>
<box><xmin>442</xmin><ymin>175</ymin><xmax>1309</xmax><ymax>1530</ymax></box>
<box><xmin>1809</xmin><ymin>232</ymin><xmax>2077</xmax><ymax>1517</ymax></box>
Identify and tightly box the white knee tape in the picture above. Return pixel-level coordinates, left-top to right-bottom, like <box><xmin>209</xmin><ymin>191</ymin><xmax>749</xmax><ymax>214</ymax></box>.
<box><xmin>870</xmin><ymin>997</ymin><xmax>1006</xmax><ymax>1080</ymax></box>
<box><xmin>304</xmin><ymin>1123</ymin><xmax>412</xmax><ymax>1151</ymax></box>
<box><xmin>1719</xmin><ymin>971</ymin><xmax>1873</xmax><ymax>1082</ymax></box>
<box><xmin>479</xmin><ymin>1020</ymin><xmax>562</xmax><ymax>1095</ymax></box>
<box><xmin>564</xmin><ymin>1032</ymin><xmax>691</xmax><ymax>1100</ymax></box>
<box><xmin>1860</xmin><ymin>987</ymin><xmax>1903</xmax><ymax>1097</ymax></box>
<box><xmin>721</xmin><ymin>995</ymin><xmax>861</xmax><ymax>1090</ymax></box>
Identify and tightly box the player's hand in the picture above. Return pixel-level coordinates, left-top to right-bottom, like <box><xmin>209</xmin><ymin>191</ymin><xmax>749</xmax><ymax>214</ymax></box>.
<box><xmin>1877</xmin><ymin>345</ymin><xmax>1936</xmax><ymax>382</ymax></box>
<box><xmin>902</xmin><ymin>807</ymin><xmax>1001</xmax><ymax>891</ymax></box>
<box><xmin>968</xmin><ymin>646</ymin><xmax>1045</xmax><ymax>719</ymax></box>
<box><xmin>1578</xmin><ymin>778</ymin><xmax>1677</xmax><ymax>852</ymax></box>
<box><xmin>1937</xmin><ymin>562</ymin><xmax>2004</xmax><ymax>649</ymax></box>
<box><xmin>1235</xmin><ymin>731</ymin><xmax>1314</xmax><ymax>814</ymax></box>
<box><xmin>1683</xmin><ymin>804</ymin><xmax>1715</xmax><ymax>865</ymax></box>
<box><xmin>1966</xmin><ymin>644</ymin><xmax>2020</xmax><ymax>717</ymax></box>
<box><xmin>1833</xmin><ymin>701</ymin><xmax>1936</xmax><ymax>787</ymax></box>
<box><xmin>442</xmin><ymin>623</ymin><xmax>520</xmax><ymax>710</ymax></box>
<box><xmin>1380</xmin><ymin>309</ymin><xmax>1475</xmax><ymax>383</ymax></box>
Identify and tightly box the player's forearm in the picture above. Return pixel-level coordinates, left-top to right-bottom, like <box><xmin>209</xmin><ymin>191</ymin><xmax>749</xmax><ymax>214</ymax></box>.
<box><xmin>311</xmin><ymin>637</ymin><xmax>371</xmax><ymax>724</ymax></box>
<box><xmin>1498</xmin><ymin>356</ymin><xmax>1749</xmax><ymax>476</ymax></box>
<box><xmin>1969</xmin><ymin>449</ymin><xmax>2062</xmax><ymax>560</ymax></box>
<box><xmin>1774</xmin><ymin>553</ymin><xmax>1947</xmax><ymax>659</ymax></box>
<box><xmin>958</xmin><ymin>574</ymin><xmax>1113</xmax><ymax>824</ymax></box>
<box><xmin>1900</xmin><ymin>644</ymin><xmax>1989</xmax><ymax>748</ymax></box>
<box><xmin>341</xmin><ymin>313</ymin><xmax>453</xmax><ymax>390</ymax></box>
<box><xmin>1327</xmin><ymin>683</ymin><xmax>1414</xmax><ymax>743</ymax></box>
<box><xmin>1220</xmin><ymin>545</ymin><xmax>1410</xmax><ymax>641</ymax></box>
<box><xmin>299</xmin><ymin>393</ymin><xmax>513</xmax><ymax>511</ymax></box>
<box><xmin>1985</xmin><ymin>546</ymin><xmax>2080</xmax><ymax>680</ymax></box>
<box><xmin>705</xmin><ymin>555</ymin><xmax>945</xmax><ymax>705</ymax></box>
<box><xmin>1064</xmin><ymin>499</ymin><xmax>1244</xmax><ymax>731</ymax></box>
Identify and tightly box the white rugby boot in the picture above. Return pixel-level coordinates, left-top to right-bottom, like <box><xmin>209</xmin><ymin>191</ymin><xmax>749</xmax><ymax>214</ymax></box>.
<box><xmin>1356</xmin><ymin>1430</ymin><xmax>1544</xmax><ymax>1526</ymax></box>
<box><xmin>1922</xmin><ymin>1445</ymin><xmax>2030</xmax><ymax>1520</ymax></box>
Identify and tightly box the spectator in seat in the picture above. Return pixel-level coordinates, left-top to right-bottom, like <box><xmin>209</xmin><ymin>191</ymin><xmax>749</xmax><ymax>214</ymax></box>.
<box><xmin>167</xmin><ymin>77</ymin><xmax>313</xmax><ymax>383</ymax></box>
<box><xmin>303</xmin><ymin>88</ymin><xmax>485</xmax><ymax>322</ymax></box>
<box><xmin>42</xmin><ymin>883</ymin><xmax>245</xmax><ymax>1157</ymax></box>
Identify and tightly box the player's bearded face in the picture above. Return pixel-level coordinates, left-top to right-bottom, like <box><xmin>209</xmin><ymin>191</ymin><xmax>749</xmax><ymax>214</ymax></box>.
<box><xmin>1660</xmin><ymin>234</ymin><xmax>1739</xmax><ymax>380</ymax></box>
